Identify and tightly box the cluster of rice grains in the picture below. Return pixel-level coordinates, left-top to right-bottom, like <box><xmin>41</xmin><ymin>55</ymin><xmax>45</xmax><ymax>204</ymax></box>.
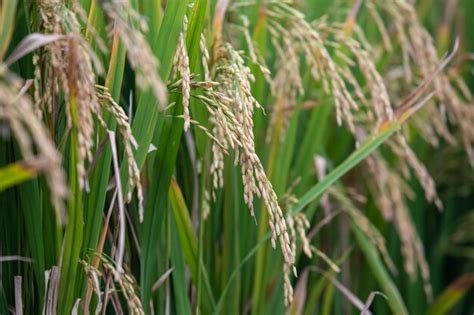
<box><xmin>37</xmin><ymin>0</ymin><xmax>98</xmax><ymax>191</ymax></box>
<box><xmin>168</xmin><ymin>6</ymin><xmax>298</xmax><ymax>303</ymax></box>
<box><xmin>215</xmin><ymin>43</ymin><xmax>300</xmax><ymax>303</ymax></box>
<box><xmin>206</xmin><ymin>42</ymin><xmax>297</xmax><ymax>303</ymax></box>
<box><xmin>172</xmin><ymin>16</ymin><xmax>192</xmax><ymax>131</ymax></box>
<box><xmin>34</xmin><ymin>0</ymin><xmax>143</xmax><ymax>214</ymax></box>
<box><xmin>81</xmin><ymin>255</ymin><xmax>144</xmax><ymax>314</ymax></box>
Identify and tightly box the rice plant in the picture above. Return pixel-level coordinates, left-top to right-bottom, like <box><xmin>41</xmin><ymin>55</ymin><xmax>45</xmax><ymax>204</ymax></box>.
<box><xmin>1</xmin><ymin>0</ymin><xmax>473</xmax><ymax>314</ymax></box>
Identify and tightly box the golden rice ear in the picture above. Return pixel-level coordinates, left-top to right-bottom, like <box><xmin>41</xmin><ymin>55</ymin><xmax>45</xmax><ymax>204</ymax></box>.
<box><xmin>200</xmin><ymin>33</ymin><xmax>211</xmax><ymax>81</ymax></box>
<box><xmin>89</xmin><ymin>254</ymin><xmax>145</xmax><ymax>315</ymax></box>
<box><xmin>335</xmin><ymin>31</ymin><xmax>392</xmax><ymax>125</ymax></box>
<box><xmin>294</xmin><ymin>213</ymin><xmax>312</xmax><ymax>258</ymax></box>
<box><xmin>208</xmin><ymin>42</ymin><xmax>297</xmax><ymax>305</ymax></box>
<box><xmin>96</xmin><ymin>86</ymin><xmax>144</xmax><ymax>222</ymax></box>
<box><xmin>172</xmin><ymin>17</ymin><xmax>191</xmax><ymax>131</ymax></box>
<box><xmin>184</xmin><ymin>37</ymin><xmax>299</xmax><ymax>304</ymax></box>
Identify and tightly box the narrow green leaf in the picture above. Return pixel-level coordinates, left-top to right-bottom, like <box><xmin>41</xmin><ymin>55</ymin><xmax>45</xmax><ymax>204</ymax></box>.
<box><xmin>220</xmin><ymin>161</ymin><xmax>241</xmax><ymax>313</ymax></box>
<box><xmin>274</xmin><ymin>104</ymin><xmax>301</xmax><ymax>196</ymax></box>
<box><xmin>0</xmin><ymin>0</ymin><xmax>18</xmax><ymax>60</ymax></box>
<box><xmin>293</xmin><ymin>103</ymin><xmax>331</xmax><ymax>194</ymax></box>
<box><xmin>215</xmin><ymin>234</ymin><xmax>271</xmax><ymax>314</ymax></box>
<box><xmin>168</xmin><ymin>179</ymin><xmax>216</xmax><ymax>310</ymax></box>
<box><xmin>352</xmin><ymin>225</ymin><xmax>408</xmax><ymax>315</ymax></box>
<box><xmin>18</xmin><ymin>178</ymin><xmax>45</xmax><ymax>308</ymax></box>
<box><xmin>169</xmin><ymin>179</ymin><xmax>198</xmax><ymax>277</ymax></box>
<box><xmin>169</xmin><ymin>212</ymin><xmax>193</xmax><ymax>315</ymax></box>
<box><xmin>141</xmin><ymin>0</ymin><xmax>162</xmax><ymax>44</ymax></box>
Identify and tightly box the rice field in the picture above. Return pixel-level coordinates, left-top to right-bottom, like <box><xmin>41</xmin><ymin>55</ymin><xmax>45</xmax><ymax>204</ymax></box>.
<box><xmin>0</xmin><ymin>0</ymin><xmax>473</xmax><ymax>314</ymax></box>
